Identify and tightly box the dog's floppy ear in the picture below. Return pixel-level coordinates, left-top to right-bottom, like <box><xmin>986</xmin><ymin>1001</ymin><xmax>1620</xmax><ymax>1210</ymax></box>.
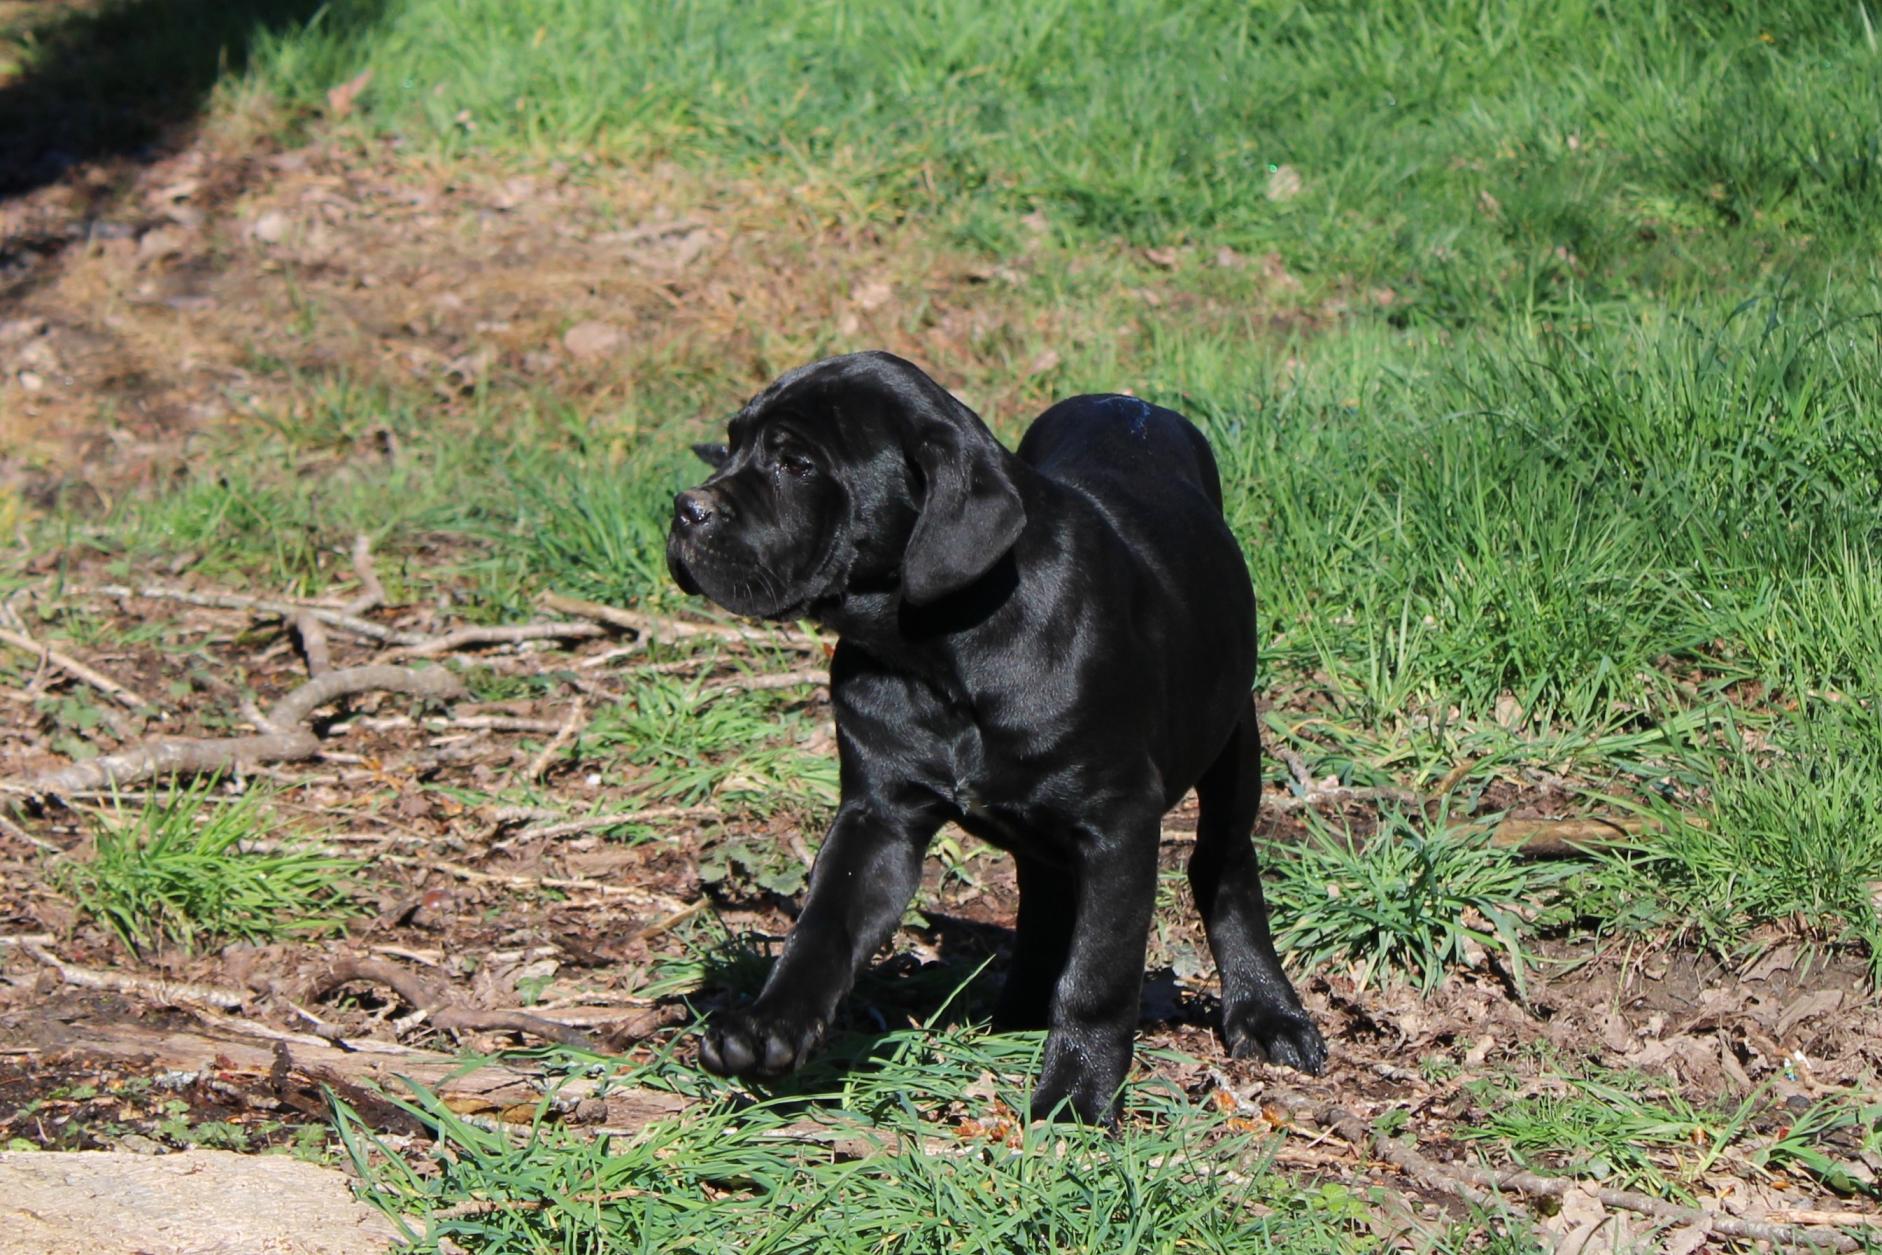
<box><xmin>902</xmin><ymin>402</ymin><xmax>1026</xmax><ymax>605</ymax></box>
<box><xmin>692</xmin><ymin>441</ymin><xmax>729</xmax><ymax>468</ymax></box>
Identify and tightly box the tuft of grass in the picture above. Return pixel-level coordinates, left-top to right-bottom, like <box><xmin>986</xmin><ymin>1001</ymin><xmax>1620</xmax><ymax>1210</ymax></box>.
<box><xmin>1460</xmin><ymin>1072</ymin><xmax>1754</xmax><ymax>1199</ymax></box>
<box><xmin>334</xmin><ymin>1025</ymin><xmax>1385</xmax><ymax>1253</ymax></box>
<box><xmin>1264</xmin><ymin>807</ymin><xmax>1571</xmax><ymax>993</ymax></box>
<box><xmin>584</xmin><ymin>672</ymin><xmax>838</xmax><ymax>815</ymax></box>
<box><xmin>53</xmin><ymin>783</ymin><xmax>360</xmax><ymax>955</ymax></box>
<box><xmin>1463</xmin><ymin>1069</ymin><xmax>1882</xmax><ymax>1204</ymax></box>
<box><xmin>495</xmin><ymin>441</ymin><xmax>699</xmax><ymax>611</ymax></box>
<box><xmin>1595</xmin><ymin>702</ymin><xmax>1882</xmax><ymax>979</ymax></box>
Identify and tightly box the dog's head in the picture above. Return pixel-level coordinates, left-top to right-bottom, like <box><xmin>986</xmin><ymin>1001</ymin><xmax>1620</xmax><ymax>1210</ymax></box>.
<box><xmin>667</xmin><ymin>352</ymin><xmax>1026</xmax><ymax>620</ymax></box>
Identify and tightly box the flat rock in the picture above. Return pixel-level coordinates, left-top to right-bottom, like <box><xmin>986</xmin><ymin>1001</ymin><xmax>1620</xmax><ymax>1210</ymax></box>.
<box><xmin>0</xmin><ymin>1149</ymin><xmax>403</xmax><ymax>1255</ymax></box>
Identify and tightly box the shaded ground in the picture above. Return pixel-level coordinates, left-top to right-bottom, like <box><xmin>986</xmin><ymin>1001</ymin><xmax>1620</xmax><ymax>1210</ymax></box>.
<box><xmin>3</xmin><ymin>80</ymin><xmax>1881</xmax><ymax>1254</ymax></box>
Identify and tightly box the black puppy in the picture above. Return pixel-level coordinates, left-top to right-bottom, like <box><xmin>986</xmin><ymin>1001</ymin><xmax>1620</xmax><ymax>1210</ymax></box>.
<box><xmin>667</xmin><ymin>351</ymin><xmax>1324</xmax><ymax>1122</ymax></box>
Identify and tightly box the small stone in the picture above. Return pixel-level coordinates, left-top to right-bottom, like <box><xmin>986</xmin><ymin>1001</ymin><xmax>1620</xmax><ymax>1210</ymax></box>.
<box><xmin>1265</xmin><ymin>164</ymin><xmax>1303</xmax><ymax>202</ymax></box>
<box><xmin>562</xmin><ymin>320</ymin><xmax>622</xmax><ymax>359</ymax></box>
<box><xmin>850</xmin><ymin>280</ymin><xmax>892</xmax><ymax>311</ymax></box>
<box><xmin>135</xmin><ymin>226</ymin><xmax>188</xmax><ymax>262</ymax></box>
<box><xmin>251</xmin><ymin>210</ymin><xmax>290</xmax><ymax>244</ymax></box>
<box><xmin>0</xmin><ymin>317</ymin><xmax>48</xmax><ymax>346</ymax></box>
<box><xmin>17</xmin><ymin>371</ymin><xmax>44</xmax><ymax>392</ymax></box>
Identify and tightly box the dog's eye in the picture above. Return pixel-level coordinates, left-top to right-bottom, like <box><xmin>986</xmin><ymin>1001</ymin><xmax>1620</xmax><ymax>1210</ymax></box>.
<box><xmin>778</xmin><ymin>450</ymin><xmax>815</xmax><ymax>478</ymax></box>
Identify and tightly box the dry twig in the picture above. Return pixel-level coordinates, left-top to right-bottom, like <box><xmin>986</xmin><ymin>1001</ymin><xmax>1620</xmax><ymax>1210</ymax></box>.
<box><xmin>383</xmin><ymin>854</ymin><xmax>688</xmax><ymax>910</ymax></box>
<box><xmin>497</xmin><ymin>804</ymin><xmax>720</xmax><ymax>843</ymax></box>
<box><xmin>9</xmin><ymin>664</ymin><xmax>464</xmax><ymax>797</ymax></box>
<box><xmin>376</xmin><ymin>621</ymin><xmax>608</xmax><ymax>662</ymax></box>
<box><xmin>705</xmin><ymin>668</ymin><xmax>829</xmax><ymax>695</ymax></box>
<box><xmin>0</xmin><ymin>625</ymin><xmax>152</xmax><ymax>710</ymax></box>
<box><xmin>20</xmin><ymin>941</ymin><xmax>249</xmax><ymax>1010</ymax></box>
<box><xmin>541</xmin><ymin>591</ymin><xmax>823</xmax><ymax>653</ymax></box>
<box><xmin>313</xmin><ymin>956</ymin><xmax>595</xmax><ymax>1049</ymax></box>
<box><xmin>88</xmin><ymin>583</ymin><xmax>423</xmax><ymax>644</ymax></box>
<box><xmin>342</xmin><ymin>533</ymin><xmax>386</xmax><ymax>616</ymax></box>
<box><xmin>291</xmin><ymin>612</ymin><xmax>333</xmax><ymax>677</ymax></box>
<box><xmin>520</xmin><ymin>699</ymin><xmax>586</xmax><ymax>784</ymax></box>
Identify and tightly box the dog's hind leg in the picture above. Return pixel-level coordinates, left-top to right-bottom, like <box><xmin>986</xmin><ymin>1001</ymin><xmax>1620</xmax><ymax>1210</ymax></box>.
<box><xmin>1189</xmin><ymin>701</ymin><xmax>1327</xmax><ymax>1073</ymax></box>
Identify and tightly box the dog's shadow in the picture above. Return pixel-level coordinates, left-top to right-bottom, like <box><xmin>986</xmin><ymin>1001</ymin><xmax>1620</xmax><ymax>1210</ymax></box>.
<box><xmin>686</xmin><ymin>911</ymin><xmax>1221</xmax><ymax>1102</ymax></box>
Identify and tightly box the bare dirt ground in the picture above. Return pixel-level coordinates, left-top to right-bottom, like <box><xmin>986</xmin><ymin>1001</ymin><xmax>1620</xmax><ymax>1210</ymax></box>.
<box><xmin>4</xmin><ymin>114</ymin><xmax>1881</xmax><ymax>1251</ymax></box>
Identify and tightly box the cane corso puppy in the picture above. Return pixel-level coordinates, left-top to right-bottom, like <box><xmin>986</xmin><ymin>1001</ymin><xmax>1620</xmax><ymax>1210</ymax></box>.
<box><xmin>666</xmin><ymin>351</ymin><xmax>1325</xmax><ymax>1122</ymax></box>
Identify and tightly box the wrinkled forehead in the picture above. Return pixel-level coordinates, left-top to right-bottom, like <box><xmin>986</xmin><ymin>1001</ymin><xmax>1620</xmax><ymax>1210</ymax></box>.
<box><xmin>726</xmin><ymin>373</ymin><xmax>892</xmax><ymax>458</ymax></box>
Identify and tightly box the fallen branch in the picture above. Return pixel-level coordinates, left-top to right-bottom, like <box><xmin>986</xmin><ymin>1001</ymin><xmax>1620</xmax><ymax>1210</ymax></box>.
<box><xmin>520</xmin><ymin>698</ymin><xmax>586</xmax><ymax>784</ymax></box>
<box><xmin>342</xmin><ymin>533</ymin><xmax>386</xmax><ymax>616</ymax></box>
<box><xmin>376</xmin><ymin>621</ymin><xmax>608</xmax><ymax>662</ymax></box>
<box><xmin>1303</xmin><ymin>1101</ymin><xmax>1866</xmax><ymax>1252</ymax></box>
<box><xmin>312</xmin><ymin>956</ymin><xmax>595</xmax><ymax>1050</ymax></box>
<box><xmin>0</xmin><ymin>625</ymin><xmax>152</xmax><ymax>710</ymax></box>
<box><xmin>633</xmin><ymin>898</ymin><xmax>708</xmax><ymax>943</ymax></box>
<box><xmin>269</xmin><ymin>664</ymin><xmax>463</xmax><ymax>727</ymax></box>
<box><xmin>541</xmin><ymin>591</ymin><xmax>823</xmax><ymax>653</ymax></box>
<box><xmin>1264</xmin><ymin>784</ymin><xmax>1421</xmax><ymax>813</ymax></box>
<box><xmin>495</xmin><ymin>804</ymin><xmax>720</xmax><ymax>844</ymax></box>
<box><xmin>382</xmin><ymin>854</ymin><xmax>689</xmax><ymax>910</ymax></box>
<box><xmin>88</xmin><ymin>583</ymin><xmax>424</xmax><ymax>644</ymax></box>
<box><xmin>0</xmin><ymin>811</ymin><xmax>60</xmax><ymax>853</ymax></box>
<box><xmin>9</xmin><ymin>664</ymin><xmax>464</xmax><ymax>797</ymax></box>
<box><xmin>705</xmin><ymin>668</ymin><xmax>830</xmax><ymax>695</ymax></box>
<box><xmin>20</xmin><ymin>941</ymin><xmax>249</xmax><ymax>1011</ymax></box>
<box><xmin>291</xmin><ymin>612</ymin><xmax>332</xmax><ymax>678</ymax></box>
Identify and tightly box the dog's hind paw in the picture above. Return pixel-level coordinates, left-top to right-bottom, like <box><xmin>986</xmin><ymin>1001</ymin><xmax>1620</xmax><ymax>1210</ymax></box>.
<box><xmin>1224</xmin><ymin>1006</ymin><xmax>1328</xmax><ymax>1075</ymax></box>
<box><xmin>698</xmin><ymin>1007</ymin><xmax>827</xmax><ymax>1079</ymax></box>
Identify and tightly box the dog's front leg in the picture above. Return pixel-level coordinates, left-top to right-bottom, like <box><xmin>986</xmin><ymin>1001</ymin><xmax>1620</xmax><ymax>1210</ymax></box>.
<box><xmin>1030</xmin><ymin>806</ymin><xmax>1162</xmax><ymax>1124</ymax></box>
<box><xmin>700</xmin><ymin>797</ymin><xmax>937</xmax><ymax>1079</ymax></box>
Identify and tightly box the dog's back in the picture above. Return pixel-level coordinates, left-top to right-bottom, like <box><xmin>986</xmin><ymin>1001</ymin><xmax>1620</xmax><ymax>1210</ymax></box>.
<box><xmin>1017</xmin><ymin>393</ymin><xmax>1225</xmax><ymax>514</ymax></box>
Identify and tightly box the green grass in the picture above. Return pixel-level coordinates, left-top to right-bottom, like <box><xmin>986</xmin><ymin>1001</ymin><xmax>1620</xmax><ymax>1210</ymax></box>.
<box><xmin>585</xmin><ymin>674</ymin><xmax>838</xmax><ymax>814</ymax></box>
<box><xmin>334</xmin><ymin>1026</ymin><xmax>1410</xmax><ymax>1253</ymax></box>
<box><xmin>242</xmin><ymin>0</ymin><xmax>1882</xmax><ymax>318</ymax></box>
<box><xmin>1460</xmin><ymin>1067</ymin><xmax>1882</xmax><ymax>1203</ymax></box>
<box><xmin>1263</xmin><ymin>808</ymin><xmax>1572</xmax><ymax>994</ymax></box>
<box><xmin>52</xmin><ymin>783</ymin><xmax>362</xmax><ymax>955</ymax></box>
<box><xmin>1594</xmin><ymin>701</ymin><xmax>1882</xmax><ymax>979</ymax></box>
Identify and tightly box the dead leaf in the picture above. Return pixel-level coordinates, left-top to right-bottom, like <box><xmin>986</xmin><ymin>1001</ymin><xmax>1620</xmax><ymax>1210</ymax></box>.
<box><xmin>1027</xmin><ymin>349</ymin><xmax>1061</xmax><ymax>376</ymax></box>
<box><xmin>1773</xmin><ymin>988</ymin><xmax>1843</xmax><ymax>1039</ymax></box>
<box><xmin>1540</xmin><ymin>1182</ymin><xmax>1611</xmax><ymax>1253</ymax></box>
<box><xmin>1142</xmin><ymin>246</ymin><xmax>1181</xmax><ymax>270</ymax></box>
<box><xmin>326</xmin><ymin>69</ymin><xmax>374</xmax><ymax>119</ymax></box>
<box><xmin>1478</xmin><ymin>189</ymin><xmax>1504</xmax><ymax>219</ymax></box>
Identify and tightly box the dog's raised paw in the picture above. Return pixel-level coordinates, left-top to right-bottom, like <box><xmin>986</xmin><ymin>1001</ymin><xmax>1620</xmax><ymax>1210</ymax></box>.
<box><xmin>698</xmin><ymin>1008</ymin><xmax>827</xmax><ymax>1079</ymax></box>
<box><xmin>1224</xmin><ymin>1006</ymin><xmax>1328</xmax><ymax>1075</ymax></box>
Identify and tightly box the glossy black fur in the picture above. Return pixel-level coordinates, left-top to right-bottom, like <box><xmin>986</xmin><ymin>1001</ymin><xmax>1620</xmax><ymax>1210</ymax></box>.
<box><xmin>666</xmin><ymin>351</ymin><xmax>1325</xmax><ymax>1122</ymax></box>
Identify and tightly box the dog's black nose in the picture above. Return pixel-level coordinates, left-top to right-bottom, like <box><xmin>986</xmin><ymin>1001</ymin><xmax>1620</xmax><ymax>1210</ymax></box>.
<box><xmin>673</xmin><ymin>489</ymin><xmax>716</xmax><ymax>532</ymax></box>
